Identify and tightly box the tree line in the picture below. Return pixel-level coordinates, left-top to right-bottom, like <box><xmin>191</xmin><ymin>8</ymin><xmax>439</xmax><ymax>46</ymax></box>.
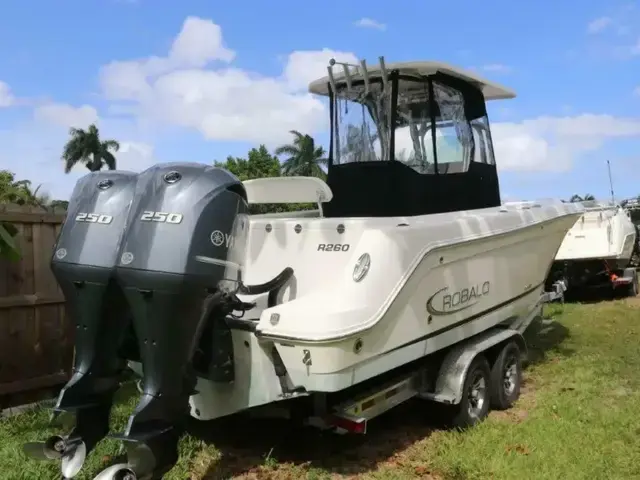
<box><xmin>60</xmin><ymin>124</ymin><xmax>327</xmax><ymax>179</ymax></box>
<box><xmin>0</xmin><ymin>125</ymin><xmax>327</xmax><ymax>259</ymax></box>
<box><xmin>1</xmin><ymin>123</ymin><xmax>639</xmax><ymax>259</ymax></box>
<box><xmin>0</xmin><ymin>122</ymin><xmax>611</xmax><ymax>210</ymax></box>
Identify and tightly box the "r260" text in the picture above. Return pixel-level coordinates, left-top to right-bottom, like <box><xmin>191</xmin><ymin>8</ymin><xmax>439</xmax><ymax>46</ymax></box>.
<box><xmin>317</xmin><ymin>243</ymin><xmax>350</xmax><ymax>252</ymax></box>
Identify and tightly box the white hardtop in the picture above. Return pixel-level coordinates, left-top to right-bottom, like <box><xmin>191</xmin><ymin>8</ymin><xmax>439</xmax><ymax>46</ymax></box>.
<box><xmin>308</xmin><ymin>60</ymin><xmax>516</xmax><ymax>101</ymax></box>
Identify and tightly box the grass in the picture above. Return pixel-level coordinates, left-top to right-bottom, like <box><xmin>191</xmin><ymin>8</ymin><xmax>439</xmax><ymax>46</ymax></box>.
<box><xmin>1</xmin><ymin>297</ymin><xmax>640</xmax><ymax>479</ymax></box>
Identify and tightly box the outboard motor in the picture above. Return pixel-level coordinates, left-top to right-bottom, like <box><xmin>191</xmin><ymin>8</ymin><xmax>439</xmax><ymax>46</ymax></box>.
<box><xmin>23</xmin><ymin>170</ymin><xmax>139</xmax><ymax>478</ymax></box>
<box><xmin>101</xmin><ymin>163</ymin><xmax>249</xmax><ymax>479</ymax></box>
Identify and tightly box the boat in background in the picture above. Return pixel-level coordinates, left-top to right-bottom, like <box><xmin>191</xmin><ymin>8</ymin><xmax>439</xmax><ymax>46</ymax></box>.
<box><xmin>622</xmin><ymin>197</ymin><xmax>640</xmax><ymax>267</ymax></box>
<box><xmin>547</xmin><ymin>200</ymin><xmax>638</xmax><ymax>296</ymax></box>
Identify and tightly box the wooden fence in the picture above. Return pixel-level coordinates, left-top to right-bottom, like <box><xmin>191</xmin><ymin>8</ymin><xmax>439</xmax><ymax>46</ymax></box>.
<box><xmin>0</xmin><ymin>205</ymin><xmax>72</xmax><ymax>404</ymax></box>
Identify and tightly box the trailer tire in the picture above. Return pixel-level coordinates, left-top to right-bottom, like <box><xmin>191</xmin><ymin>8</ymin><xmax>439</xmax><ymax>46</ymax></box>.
<box><xmin>450</xmin><ymin>355</ymin><xmax>491</xmax><ymax>429</ymax></box>
<box><xmin>489</xmin><ymin>341</ymin><xmax>521</xmax><ymax>410</ymax></box>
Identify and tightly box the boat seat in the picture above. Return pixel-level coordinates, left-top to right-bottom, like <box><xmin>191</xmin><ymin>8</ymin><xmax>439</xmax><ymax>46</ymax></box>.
<box><xmin>243</xmin><ymin>176</ymin><xmax>333</xmax><ymax>216</ymax></box>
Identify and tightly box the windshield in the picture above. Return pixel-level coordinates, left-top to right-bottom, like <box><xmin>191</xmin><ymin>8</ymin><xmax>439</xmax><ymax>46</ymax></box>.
<box><xmin>332</xmin><ymin>81</ymin><xmax>391</xmax><ymax>165</ymax></box>
<box><xmin>394</xmin><ymin>79</ymin><xmax>473</xmax><ymax>173</ymax></box>
<box><xmin>331</xmin><ymin>77</ymin><xmax>479</xmax><ymax>172</ymax></box>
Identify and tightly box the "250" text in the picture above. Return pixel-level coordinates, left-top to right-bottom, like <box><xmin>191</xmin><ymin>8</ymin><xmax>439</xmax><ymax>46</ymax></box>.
<box><xmin>140</xmin><ymin>211</ymin><xmax>183</xmax><ymax>224</ymax></box>
<box><xmin>75</xmin><ymin>213</ymin><xmax>113</xmax><ymax>224</ymax></box>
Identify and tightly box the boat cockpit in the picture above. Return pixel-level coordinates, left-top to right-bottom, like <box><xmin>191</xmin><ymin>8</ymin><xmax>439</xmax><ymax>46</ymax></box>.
<box><xmin>308</xmin><ymin>57</ymin><xmax>516</xmax><ymax>218</ymax></box>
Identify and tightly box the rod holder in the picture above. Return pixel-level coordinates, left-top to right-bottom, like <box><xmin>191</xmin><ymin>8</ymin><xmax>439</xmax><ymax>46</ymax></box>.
<box><xmin>360</xmin><ymin>59</ymin><xmax>370</xmax><ymax>94</ymax></box>
<box><xmin>327</xmin><ymin>64</ymin><xmax>337</xmax><ymax>95</ymax></box>
<box><xmin>327</xmin><ymin>56</ymin><xmax>386</xmax><ymax>96</ymax></box>
<box><xmin>379</xmin><ymin>56</ymin><xmax>389</xmax><ymax>91</ymax></box>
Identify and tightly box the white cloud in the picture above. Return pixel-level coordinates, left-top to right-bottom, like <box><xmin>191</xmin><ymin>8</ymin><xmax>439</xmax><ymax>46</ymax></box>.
<box><xmin>283</xmin><ymin>48</ymin><xmax>359</xmax><ymax>91</ymax></box>
<box><xmin>584</xmin><ymin>6</ymin><xmax>640</xmax><ymax>58</ymax></box>
<box><xmin>100</xmin><ymin>17</ymin><xmax>357</xmax><ymax>145</ymax></box>
<box><xmin>0</xmin><ymin>81</ymin><xmax>14</xmax><ymax>107</ymax></box>
<box><xmin>373</xmin><ymin>114</ymin><xmax>640</xmax><ymax>173</ymax></box>
<box><xmin>33</xmin><ymin>103</ymin><xmax>99</xmax><ymax>129</ymax></box>
<box><xmin>634</xmin><ymin>86</ymin><xmax>640</xmax><ymax>97</ymax></box>
<box><xmin>467</xmin><ymin>64</ymin><xmax>512</xmax><ymax>75</ymax></box>
<box><xmin>587</xmin><ymin>16</ymin><xmax>613</xmax><ymax>34</ymax></box>
<box><xmin>481</xmin><ymin>64</ymin><xmax>512</xmax><ymax>74</ymax></box>
<box><xmin>112</xmin><ymin>141</ymin><xmax>155</xmax><ymax>170</ymax></box>
<box><xmin>491</xmin><ymin>114</ymin><xmax>640</xmax><ymax>172</ymax></box>
<box><xmin>354</xmin><ymin>18</ymin><xmax>387</xmax><ymax>31</ymax></box>
<box><xmin>168</xmin><ymin>16</ymin><xmax>235</xmax><ymax>66</ymax></box>
<box><xmin>3</xmin><ymin>15</ymin><xmax>640</xmax><ymax>203</ymax></box>
<box><xmin>100</xmin><ymin>16</ymin><xmax>235</xmax><ymax>101</ymax></box>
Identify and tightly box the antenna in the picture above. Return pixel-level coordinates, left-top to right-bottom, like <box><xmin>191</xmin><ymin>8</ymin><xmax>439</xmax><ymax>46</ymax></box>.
<box><xmin>607</xmin><ymin>159</ymin><xmax>615</xmax><ymax>204</ymax></box>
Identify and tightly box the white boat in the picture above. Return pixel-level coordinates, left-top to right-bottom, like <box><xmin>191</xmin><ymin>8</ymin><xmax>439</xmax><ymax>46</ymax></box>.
<box><xmin>547</xmin><ymin>200</ymin><xmax>638</xmax><ymax>294</ymax></box>
<box><xmin>622</xmin><ymin>197</ymin><xmax>640</xmax><ymax>267</ymax></box>
<box><xmin>24</xmin><ymin>57</ymin><xmax>584</xmax><ymax>479</ymax></box>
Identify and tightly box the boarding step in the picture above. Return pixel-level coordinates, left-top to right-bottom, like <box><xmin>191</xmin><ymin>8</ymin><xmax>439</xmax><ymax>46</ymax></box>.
<box><xmin>325</xmin><ymin>373</ymin><xmax>424</xmax><ymax>434</ymax></box>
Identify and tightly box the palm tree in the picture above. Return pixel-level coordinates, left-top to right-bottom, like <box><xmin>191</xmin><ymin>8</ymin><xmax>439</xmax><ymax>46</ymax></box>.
<box><xmin>62</xmin><ymin>124</ymin><xmax>120</xmax><ymax>173</ymax></box>
<box><xmin>49</xmin><ymin>199</ymin><xmax>69</xmax><ymax>210</ymax></box>
<box><xmin>569</xmin><ymin>193</ymin><xmax>595</xmax><ymax>203</ymax></box>
<box><xmin>21</xmin><ymin>183</ymin><xmax>50</xmax><ymax>207</ymax></box>
<box><xmin>0</xmin><ymin>171</ymin><xmax>48</xmax><ymax>206</ymax></box>
<box><xmin>274</xmin><ymin>130</ymin><xmax>327</xmax><ymax>178</ymax></box>
<box><xmin>0</xmin><ymin>171</ymin><xmax>50</xmax><ymax>261</ymax></box>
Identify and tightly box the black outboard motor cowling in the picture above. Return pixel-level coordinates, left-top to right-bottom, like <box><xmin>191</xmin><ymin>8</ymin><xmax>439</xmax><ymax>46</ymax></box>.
<box><xmin>113</xmin><ymin>163</ymin><xmax>249</xmax><ymax>477</ymax></box>
<box><xmin>53</xmin><ymin>171</ymin><xmax>138</xmax><ymax>408</ymax></box>
<box><xmin>23</xmin><ymin>171</ymin><xmax>139</xmax><ymax>477</ymax></box>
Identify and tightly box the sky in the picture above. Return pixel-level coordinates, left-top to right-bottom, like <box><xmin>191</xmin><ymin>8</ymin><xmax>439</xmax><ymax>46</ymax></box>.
<box><xmin>0</xmin><ymin>0</ymin><xmax>639</xmax><ymax>203</ymax></box>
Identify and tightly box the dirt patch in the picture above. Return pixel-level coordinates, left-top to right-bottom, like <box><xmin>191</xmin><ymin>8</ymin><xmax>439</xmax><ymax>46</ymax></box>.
<box><xmin>192</xmin><ymin>399</ymin><xmax>442</xmax><ymax>479</ymax></box>
<box><xmin>623</xmin><ymin>295</ymin><xmax>640</xmax><ymax>307</ymax></box>
<box><xmin>490</xmin><ymin>407</ymin><xmax>530</xmax><ymax>424</ymax></box>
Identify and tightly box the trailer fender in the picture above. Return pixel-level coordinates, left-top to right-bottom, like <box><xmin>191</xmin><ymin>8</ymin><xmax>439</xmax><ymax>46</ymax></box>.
<box><xmin>419</xmin><ymin>328</ymin><xmax>526</xmax><ymax>405</ymax></box>
<box><xmin>622</xmin><ymin>267</ymin><xmax>637</xmax><ymax>282</ymax></box>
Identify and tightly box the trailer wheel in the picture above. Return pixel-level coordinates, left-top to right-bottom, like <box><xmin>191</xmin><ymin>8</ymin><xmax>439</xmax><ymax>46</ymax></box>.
<box><xmin>450</xmin><ymin>355</ymin><xmax>491</xmax><ymax>429</ymax></box>
<box><xmin>489</xmin><ymin>341</ymin><xmax>521</xmax><ymax>410</ymax></box>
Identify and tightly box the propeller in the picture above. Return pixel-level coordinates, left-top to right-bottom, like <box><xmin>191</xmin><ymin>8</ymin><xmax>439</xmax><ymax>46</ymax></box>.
<box><xmin>61</xmin><ymin>441</ymin><xmax>87</xmax><ymax>478</ymax></box>
<box><xmin>126</xmin><ymin>443</ymin><xmax>156</xmax><ymax>474</ymax></box>
<box><xmin>92</xmin><ymin>443</ymin><xmax>156</xmax><ymax>480</ymax></box>
<box><xmin>22</xmin><ymin>435</ymin><xmax>88</xmax><ymax>479</ymax></box>
<box><xmin>23</xmin><ymin>435</ymin><xmax>66</xmax><ymax>461</ymax></box>
<box><xmin>92</xmin><ymin>464</ymin><xmax>137</xmax><ymax>480</ymax></box>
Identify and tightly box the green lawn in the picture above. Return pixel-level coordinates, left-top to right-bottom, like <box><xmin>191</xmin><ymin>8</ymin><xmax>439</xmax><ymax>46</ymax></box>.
<box><xmin>1</xmin><ymin>298</ymin><xmax>639</xmax><ymax>479</ymax></box>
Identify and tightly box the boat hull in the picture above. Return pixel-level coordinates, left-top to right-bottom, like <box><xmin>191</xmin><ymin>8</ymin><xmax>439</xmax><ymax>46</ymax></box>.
<box><xmin>265</xmin><ymin>211</ymin><xmax>579</xmax><ymax>392</ymax></box>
